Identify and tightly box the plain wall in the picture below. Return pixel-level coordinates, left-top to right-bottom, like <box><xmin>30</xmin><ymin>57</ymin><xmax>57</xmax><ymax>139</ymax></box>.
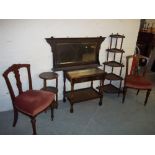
<box><xmin>0</xmin><ymin>19</ymin><xmax>140</xmax><ymax>112</ymax></box>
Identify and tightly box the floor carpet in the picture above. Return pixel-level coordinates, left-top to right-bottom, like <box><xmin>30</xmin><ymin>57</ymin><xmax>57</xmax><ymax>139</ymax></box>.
<box><xmin>0</xmin><ymin>87</ymin><xmax>155</xmax><ymax>135</ymax></box>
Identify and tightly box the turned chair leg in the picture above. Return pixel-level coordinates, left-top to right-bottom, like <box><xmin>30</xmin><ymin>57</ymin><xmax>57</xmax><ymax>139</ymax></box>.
<box><xmin>51</xmin><ymin>105</ymin><xmax>54</xmax><ymax>121</ymax></box>
<box><xmin>31</xmin><ymin>117</ymin><xmax>37</xmax><ymax>135</ymax></box>
<box><xmin>136</xmin><ymin>89</ymin><xmax>140</xmax><ymax>95</ymax></box>
<box><xmin>13</xmin><ymin>108</ymin><xmax>18</xmax><ymax>127</ymax></box>
<box><xmin>144</xmin><ymin>89</ymin><xmax>151</xmax><ymax>106</ymax></box>
<box><xmin>122</xmin><ymin>87</ymin><xmax>127</xmax><ymax>103</ymax></box>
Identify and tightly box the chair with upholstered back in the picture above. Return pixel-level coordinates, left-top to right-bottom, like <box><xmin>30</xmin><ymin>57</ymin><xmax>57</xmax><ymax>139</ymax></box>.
<box><xmin>3</xmin><ymin>64</ymin><xmax>55</xmax><ymax>134</ymax></box>
<box><xmin>122</xmin><ymin>54</ymin><xmax>152</xmax><ymax>105</ymax></box>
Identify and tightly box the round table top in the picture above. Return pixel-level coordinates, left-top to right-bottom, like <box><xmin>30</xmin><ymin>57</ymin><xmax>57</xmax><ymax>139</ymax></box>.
<box><xmin>39</xmin><ymin>72</ymin><xmax>58</xmax><ymax>80</ymax></box>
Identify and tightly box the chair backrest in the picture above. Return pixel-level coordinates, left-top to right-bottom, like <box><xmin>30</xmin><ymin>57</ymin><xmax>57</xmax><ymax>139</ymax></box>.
<box><xmin>126</xmin><ymin>54</ymin><xmax>149</xmax><ymax>77</ymax></box>
<box><xmin>3</xmin><ymin>64</ymin><xmax>32</xmax><ymax>103</ymax></box>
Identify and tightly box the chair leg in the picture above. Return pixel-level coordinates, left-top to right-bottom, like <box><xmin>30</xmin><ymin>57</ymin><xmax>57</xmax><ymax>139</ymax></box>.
<box><xmin>144</xmin><ymin>89</ymin><xmax>151</xmax><ymax>106</ymax></box>
<box><xmin>122</xmin><ymin>87</ymin><xmax>127</xmax><ymax>103</ymax></box>
<box><xmin>51</xmin><ymin>105</ymin><xmax>54</xmax><ymax>121</ymax></box>
<box><xmin>31</xmin><ymin>117</ymin><xmax>37</xmax><ymax>135</ymax></box>
<box><xmin>13</xmin><ymin>108</ymin><xmax>18</xmax><ymax>127</ymax></box>
<box><xmin>55</xmin><ymin>94</ymin><xmax>58</xmax><ymax>109</ymax></box>
<box><xmin>136</xmin><ymin>89</ymin><xmax>140</xmax><ymax>95</ymax></box>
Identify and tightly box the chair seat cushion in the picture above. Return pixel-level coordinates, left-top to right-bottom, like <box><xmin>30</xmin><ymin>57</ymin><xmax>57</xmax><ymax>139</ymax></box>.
<box><xmin>14</xmin><ymin>90</ymin><xmax>55</xmax><ymax>116</ymax></box>
<box><xmin>125</xmin><ymin>75</ymin><xmax>152</xmax><ymax>89</ymax></box>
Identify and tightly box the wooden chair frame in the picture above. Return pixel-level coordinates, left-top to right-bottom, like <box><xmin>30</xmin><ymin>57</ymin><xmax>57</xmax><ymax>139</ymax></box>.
<box><xmin>122</xmin><ymin>54</ymin><xmax>152</xmax><ymax>105</ymax></box>
<box><xmin>3</xmin><ymin>64</ymin><xmax>54</xmax><ymax>134</ymax></box>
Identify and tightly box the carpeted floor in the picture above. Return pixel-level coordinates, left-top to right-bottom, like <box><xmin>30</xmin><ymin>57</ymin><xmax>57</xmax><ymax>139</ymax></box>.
<box><xmin>0</xmin><ymin>86</ymin><xmax>155</xmax><ymax>135</ymax></box>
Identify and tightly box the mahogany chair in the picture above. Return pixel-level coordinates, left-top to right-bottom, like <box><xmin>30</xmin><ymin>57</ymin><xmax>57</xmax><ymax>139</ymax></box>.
<box><xmin>122</xmin><ymin>54</ymin><xmax>152</xmax><ymax>105</ymax></box>
<box><xmin>3</xmin><ymin>64</ymin><xmax>55</xmax><ymax>135</ymax></box>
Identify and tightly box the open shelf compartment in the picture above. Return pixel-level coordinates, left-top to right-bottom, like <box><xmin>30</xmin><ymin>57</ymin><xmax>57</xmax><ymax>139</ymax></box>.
<box><xmin>65</xmin><ymin>87</ymin><xmax>101</xmax><ymax>103</ymax></box>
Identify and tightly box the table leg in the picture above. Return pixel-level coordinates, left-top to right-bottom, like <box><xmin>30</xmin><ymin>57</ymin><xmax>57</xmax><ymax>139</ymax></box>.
<box><xmin>43</xmin><ymin>79</ymin><xmax>46</xmax><ymax>88</ymax></box>
<box><xmin>70</xmin><ymin>82</ymin><xmax>74</xmax><ymax>113</ymax></box>
<box><xmin>99</xmin><ymin>80</ymin><xmax>101</xmax><ymax>94</ymax></box>
<box><xmin>91</xmin><ymin>81</ymin><xmax>93</xmax><ymax>88</ymax></box>
<box><xmin>63</xmin><ymin>71</ymin><xmax>66</xmax><ymax>102</ymax></box>
<box><xmin>55</xmin><ymin>77</ymin><xmax>58</xmax><ymax>108</ymax></box>
<box><xmin>70</xmin><ymin>82</ymin><xmax>74</xmax><ymax>98</ymax></box>
<box><xmin>99</xmin><ymin>80</ymin><xmax>103</xmax><ymax>106</ymax></box>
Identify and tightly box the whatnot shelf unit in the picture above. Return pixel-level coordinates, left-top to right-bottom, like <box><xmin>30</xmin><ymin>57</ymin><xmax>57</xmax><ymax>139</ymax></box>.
<box><xmin>102</xmin><ymin>33</ymin><xmax>125</xmax><ymax>94</ymax></box>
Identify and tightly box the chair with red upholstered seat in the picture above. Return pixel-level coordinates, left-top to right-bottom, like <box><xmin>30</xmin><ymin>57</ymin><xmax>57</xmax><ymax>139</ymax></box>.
<box><xmin>122</xmin><ymin>54</ymin><xmax>152</xmax><ymax>105</ymax></box>
<box><xmin>3</xmin><ymin>64</ymin><xmax>55</xmax><ymax>134</ymax></box>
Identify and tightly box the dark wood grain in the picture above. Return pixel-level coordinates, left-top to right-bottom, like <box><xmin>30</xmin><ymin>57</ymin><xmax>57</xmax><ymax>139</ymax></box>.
<box><xmin>3</xmin><ymin>64</ymin><xmax>55</xmax><ymax>135</ymax></box>
<box><xmin>45</xmin><ymin>37</ymin><xmax>105</xmax><ymax>71</ymax></box>
<box><xmin>103</xmin><ymin>33</ymin><xmax>125</xmax><ymax>94</ymax></box>
<box><xmin>64</xmin><ymin>67</ymin><xmax>106</xmax><ymax>113</ymax></box>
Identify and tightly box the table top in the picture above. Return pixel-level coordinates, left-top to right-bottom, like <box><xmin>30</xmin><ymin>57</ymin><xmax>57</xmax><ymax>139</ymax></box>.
<box><xmin>66</xmin><ymin>68</ymin><xmax>106</xmax><ymax>81</ymax></box>
<box><xmin>39</xmin><ymin>72</ymin><xmax>58</xmax><ymax>80</ymax></box>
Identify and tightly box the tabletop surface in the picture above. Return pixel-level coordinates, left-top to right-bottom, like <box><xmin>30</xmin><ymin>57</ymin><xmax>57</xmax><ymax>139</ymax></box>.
<box><xmin>66</xmin><ymin>68</ymin><xmax>105</xmax><ymax>79</ymax></box>
<box><xmin>39</xmin><ymin>72</ymin><xmax>58</xmax><ymax>79</ymax></box>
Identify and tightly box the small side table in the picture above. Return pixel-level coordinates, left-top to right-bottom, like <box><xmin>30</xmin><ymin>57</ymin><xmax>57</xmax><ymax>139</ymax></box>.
<box><xmin>39</xmin><ymin>72</ymin><xmax>58</xmax><ymax>108</ymax></box>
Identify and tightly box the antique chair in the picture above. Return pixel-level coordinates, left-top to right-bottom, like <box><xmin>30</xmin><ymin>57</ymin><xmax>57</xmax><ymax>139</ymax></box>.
<box><xmin>3</xmin><ymin>64</ymin><xmax>55</xmax><ymax>134</ymax></box>
<box><xmin>122</xmin><ymin>54</ymin><xmax>152</xmax><ymax>105</ymax></box>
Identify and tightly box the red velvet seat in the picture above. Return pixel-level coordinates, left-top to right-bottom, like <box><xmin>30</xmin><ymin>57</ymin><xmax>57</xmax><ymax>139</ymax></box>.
<box><xmin>15</xmin><ymin>90</ymin><xmax>54</xmax><ymax>116</ymax></box>
<box><xmin>125</xmin><ymin>75</ymin><xmax>152</xmax><ymax>90</ymax></box>
<box><xmin>122</xmin><ymin>54</ymin><xmax>152</xmax><ymax>105</ymax></box>
<box><xmin>3</xmin><ymin>64</ymin><xmax>55</xmax><ymax>134</ymax></box>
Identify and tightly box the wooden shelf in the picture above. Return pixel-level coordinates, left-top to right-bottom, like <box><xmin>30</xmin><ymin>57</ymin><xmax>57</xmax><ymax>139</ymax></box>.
<box><xmin>41</xmin><ymin>86</ymin><xmax>58</xmax><ymax>93</ymax></box>
<box><xmin>99</xmin><ymin>84</ymin><xmax>122</xmax><ymax>93</ymax></box>
<box><xmin>105</xmin><ymin>73</ymin><xmax>123</xmax><ymax>80</ymax></box>
<box><xmin>110</xmin><ymin>34</ymin><xmax>125</xmax><ymax>38</ymax></box>
<box><xmin>102</xmin><ymin>33</ymin><xmax>125</xmax><ymax>94</ymax></box>
<box><xmin>66</xmin><ymin>87</ymin><xmax>101</xmax><ymax>103</ymax></box>
<box><xmin>106</xmin><ymin>48</ymin><xmax>125</xmax><ymax>53</ymax></box>
<box><xmin>103</xmin><ymin>61</ymin><xmax>124</xmax><ymax>67</ymax></box>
